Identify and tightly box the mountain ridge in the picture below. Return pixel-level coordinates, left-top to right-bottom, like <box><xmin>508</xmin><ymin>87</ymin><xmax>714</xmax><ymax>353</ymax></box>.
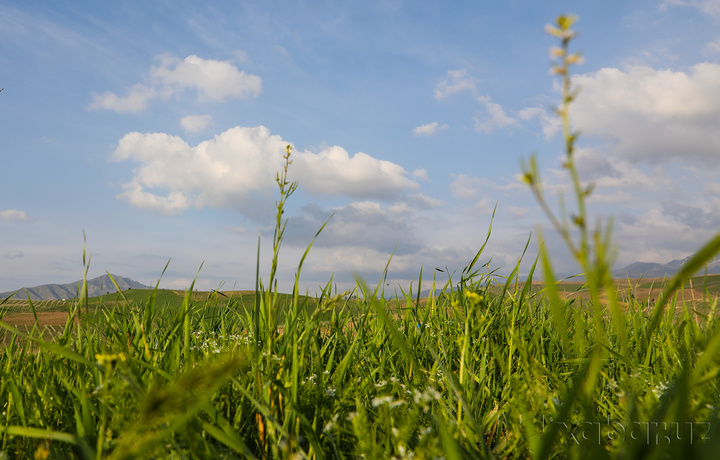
<box><xmin>612</xmin><ymin>255</ymin><xmax>720</xmax><ymax>279</ymax></box>
<box><xmin>0</xmin><ymin>274</ymin><xmax>152</xmax><ymax>301</ymax></box>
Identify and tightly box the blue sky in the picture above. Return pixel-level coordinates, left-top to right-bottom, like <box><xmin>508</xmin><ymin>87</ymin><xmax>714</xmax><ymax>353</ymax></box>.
<box><xmin>2</xmin><ymin>0</ymin><xmax>720</xmax><ymax>294</ymax></box>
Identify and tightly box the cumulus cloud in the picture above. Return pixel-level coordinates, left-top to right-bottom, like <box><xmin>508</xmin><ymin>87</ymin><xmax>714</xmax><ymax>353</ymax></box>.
<box><xmin>408</xmin><ymin>193</ymin><xmax>443</xmax><ymax>209</ymax></box>
<box><xmin>89</xmin><ymin>84</ymin><xmax>156</xmax><ymax>113</ymax></box>
<box><xmin>474</xmin><ymin>96</ymin><xmax>518</xmax><ymax>133</ymax></box>
<box><xmin>89</xmin><ymin>54</ymin><xmax>261</xmax><ymax>113</ymax></box>
<box><xmin>412</xmin><ymin>169</ymin><xmax>430</xmax><ymax>181</ymax></box>
<box><xmin>450</xmin><ymin>174</ymin><xmax>481</xmax><ymax>200</ymax></box>
<box><xmin>292</xmin><ymin>146</ymin><xmax>418</xmax><ymax>198</ymax></box>
<box><xmin>705</xmin><ymin>37</ymin><xmax>720</xmax><ymax>53</ymax></box>
<box><xmin>413</xmin><ymin>122</ymin><xmax>448</xmax><ymax>136</ymax></box>
<box><xmin>434</xmin><ymin>69</ymin><xmax>518</xmax><ymax>134</ymax></box>
<box><xmin>180</xmin><ymin>114</ymin><xmax>214</xmax><ymax>133</ymax></box>
<box><xmin>612</xmin><ymin>200</ymin><xmax>720</xmax><ymax>266</ymax></box>
<box><xmin>571</xmin><ymin>63</ymin><xmax>720</xmax><ymax>164</ymax></box>
<box><xmin>518</xmin><ymin>106</ymin><xmax>561</xmax><ymax>139</ymax></box>
<box><xmin>434</xmin><ymin>69</ymin><xmax>478</xmax><ymax>100</ymax></box>
<box><xmin>0</xmin><ymin>210</ymin><xmax>32</xmax><ymax>223</ymax></box>
<box><xmin>284</xmin><ymin>201</ymin><xmax>422</xmax><ymax>256</ymax></box>
<box><xmin>111</xmin><ymin>126</ymin><xmax>419</xmax><ymax>217</ymax></box>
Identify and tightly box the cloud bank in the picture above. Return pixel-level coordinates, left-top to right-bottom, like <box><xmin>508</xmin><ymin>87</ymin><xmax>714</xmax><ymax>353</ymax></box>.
<box><xmin>89</xmin><ymin>54</ymin><xmax>261</xmax><ymax>113</ymax></box>
<box><xmin>572</xmin><ymin>63</ymin><xmax>720</xmax><ymax>164</ymax></box>
<box><xmin>111</xmin><ymin>126</ymin><xmax>419</xmax><ymax>217</ymax></box>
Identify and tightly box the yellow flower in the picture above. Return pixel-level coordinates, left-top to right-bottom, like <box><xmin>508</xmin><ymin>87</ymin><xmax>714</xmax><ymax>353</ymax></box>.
<box><xmin>34</xmin><ymin>443</ymin><xmax>50</xmax><ymax>460</ymax></box>
<box><xmin>95</xmin><ymin>352</ymin><xmax>127</xmax><ymax>366</ymax></box>
<box><xmin>465</xmin><ymin>291</ymin><xmax>483</xmax><ymax>304</ymax></box>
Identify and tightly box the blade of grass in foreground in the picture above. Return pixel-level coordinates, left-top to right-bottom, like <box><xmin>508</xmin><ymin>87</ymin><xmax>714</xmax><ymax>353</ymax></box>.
<box><xmin>0</xmin><ymin>320</ymin><xmax>95</xmax><ymax>367</ymax></box>
<box><xmin>0</xmin><ymin>426</ymin><xmax>78</xmax><ymax>445</ymax></box>
<box><xmin>644</xmin><ymin>230</ymin><xmax>720</xmax><ymax>351</ymax></box>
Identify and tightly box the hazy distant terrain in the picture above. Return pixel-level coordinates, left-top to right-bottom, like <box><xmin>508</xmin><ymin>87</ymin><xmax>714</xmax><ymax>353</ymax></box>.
<box><xmin>6</xmin><ymin>254</ymin><xmax>720</xmax><ymax>301</ymax></box>
<box><xmin>0</xmin><ymin>274</ymin><xmax>151</xmax><ymax>301</ymax></box>
<box><xmin>612</xmin><ymin>255</ymin><xmax>720</xmax><ymax>279</ymax></box>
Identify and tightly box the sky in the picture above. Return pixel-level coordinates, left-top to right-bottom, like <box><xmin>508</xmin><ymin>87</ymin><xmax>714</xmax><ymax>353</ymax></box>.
<box><xmin>3</xmin><ymin>0</ymin><xmax>720</xmax><ymax>295</ymax></box>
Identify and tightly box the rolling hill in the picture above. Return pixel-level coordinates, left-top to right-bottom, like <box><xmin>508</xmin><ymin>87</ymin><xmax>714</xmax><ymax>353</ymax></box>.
<box><xmin>613</xmin><ymin>255</ymin><xmax>720</xmax><ymax>279</ymax></box>
<box><xmin>0</xmin><ymin>274</ymin><xmax>151</xmax><ymax>301</ymax></box>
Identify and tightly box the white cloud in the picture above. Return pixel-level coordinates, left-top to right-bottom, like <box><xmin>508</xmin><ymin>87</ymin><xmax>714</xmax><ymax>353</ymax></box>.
<box><xmin>518</xmin><ymin>106</ymin><xmax>561</xmax><ymax>139</ymax></box>
<box><xmin>0</xmin><ymin>210</ymin><xmax>32</xmax><ymax>223</ymax></box>
<box><xmin>413</xmin><ymin>122</ymin><xmax>448</xmax><ymax>137</ymax></box>
<box><xmin>412</xmin><ymin>169</ymin><xmax>430</xmax><ymax>181</ymax></box>
<box><xmin>180</xmin><ymin>114</ymin><xmax>214</xmax><ymax>133</ymax></box>
<box><xmin>508</xmin><ymin>206</ymin><xmax>530</xmax><ymax>219</ymax></box>
<box><xmin>150</xmin><ymin>54</ymin><xmax>261</xmax><ymax>102</ymax></box>
<box><xmin>111</xmin><ymin>126</ymin><xmax>418</xmax><ymax>217</ymax></box>
<box><xmin>293</xmin><ymin>146</ymin><xmax>419</xmax><ymax>199</ymax></box>
<box><xmin>706</xmin><ymin>37</ymin><xmax>720</xmax><ymax>53</ymax></box>
<box><xmin>286</xmin><ymin>200</ymin><xmax>422</xmax><ymax>256</ymax></box>
<box><xmin>450</xmin><ymin>174</ymin><xmax>481</xmax><ymax>200</ymax></box>
<box><xmin>3</xmin><ymin>250</ymin><xmax>23</xmax><ymax>259</ymax></box>
<box><xmin>474</xmin><ymin>96</ymin><xmax>518</xmax><ymax>133</ymax></box>
<box><xmin>408</xmin><ymin>193</ymin><xmax>443</xmax><ymax>209</ymax></box>
<box><xmin>569</xmin><ymin>64</ymin><xmax>720</xmax><ymax>164</ymax></box>
<box><xmin>89</xmin><ymin>84</ymin><xmax>156</xmax><ymax>113</ymax></box>
<box><xmin>660</xmin><ymin>0</ymin><xmax>720</xmax><ymax>17</ymax></box>
<box><xmin>450</xmin><ymin>174</ymin><xmax>523</xmax><ymax>200</ymax></box>
<box><xmin>434</xmin><ymin>69</ymin><xmax>518</xmax><ymax>134</ymax></box>
<box><xmin>434</xmin><ymin>69</ymin><xmax>478</xmax><ymax>100</ymax></box>
<box><xmin>89</xmin><ymin>54</ymin><xmax>261</xmax><ymax>113</ymax></box>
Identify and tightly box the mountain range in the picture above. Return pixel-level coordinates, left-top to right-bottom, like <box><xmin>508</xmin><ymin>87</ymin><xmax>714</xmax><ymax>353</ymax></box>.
<box><xmin>0</xmin><ymin>274</ymin><xmax>151</xmax><ymax>301</ymax></box>
<box><xmin>3</xmin><ymin>254</ymin><xmax>720</xmax><ymax>301</ymax></box>
<box><xmin>612</xmin><ymin>255</ymin><xmax>720</xmax><ymax>279</ymax></box>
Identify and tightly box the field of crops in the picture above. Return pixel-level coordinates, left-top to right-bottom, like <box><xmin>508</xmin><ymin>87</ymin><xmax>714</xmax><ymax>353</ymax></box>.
<box><xmin>3</xmin><ymin>253</ymin><xmax>720</xmax><ymax>458</ymax></box>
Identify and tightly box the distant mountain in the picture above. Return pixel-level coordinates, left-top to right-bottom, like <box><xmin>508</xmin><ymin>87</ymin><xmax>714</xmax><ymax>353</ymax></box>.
<box><xmin>613</xmin><ymin>255</ymin><xmax>720</xmax><ymax>279</ymax></box>
<box><xmin>0</xmin><ymin>274</ymin><xmax>151</xmax><ymax>301</ymax></box>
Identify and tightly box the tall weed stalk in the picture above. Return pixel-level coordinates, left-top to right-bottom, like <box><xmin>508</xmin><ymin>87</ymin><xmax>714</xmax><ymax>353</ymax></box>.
<box><xmin>520</xmin><ymin>15</ymin><xmax>720</xmax><ymax>459</ymax></box>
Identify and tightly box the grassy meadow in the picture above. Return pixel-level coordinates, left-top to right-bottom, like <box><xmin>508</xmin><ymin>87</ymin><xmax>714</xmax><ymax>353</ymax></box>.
<box><xmin>4</xmin><ymin>15</ymin><xmax>720</xmax><ymax>459</ymax></box>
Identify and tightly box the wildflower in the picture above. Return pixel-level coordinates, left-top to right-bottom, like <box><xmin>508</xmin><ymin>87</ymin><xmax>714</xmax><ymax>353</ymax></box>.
<box><xmin>323</xmin><ymin>413</ymin><xmax>339</xmax><ymax>433</ymax></box>
<box><xmin>34</xmin><ymin>444</ymin><xmax>50</xmax><ymax>460</ymax></box>
<box><xmin>518</xmin><ymin>172</ymin><xmax>534</xmax><ymax>185</ymax></box>
<box><xmin>652</xmin><ymin>381</ymin><xmax>669</xmax><ymax>399</ymax></box>
<box><xmin>95</xmin><ymin>352</ymin><xmax>127</xmax><ymax>367</ymax></box>
<box><xmin>372</xmin><ymin>395</ymin><xmax>394</xmax><ymax>407</ymax></box>
<box><xmin>465</xmin><ymin>291</ymin><xmax>483</xmax><ymax>304</ymax></box>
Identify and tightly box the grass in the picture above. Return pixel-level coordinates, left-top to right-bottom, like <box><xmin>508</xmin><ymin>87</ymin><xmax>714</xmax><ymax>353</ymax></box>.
<box><xmin>3</xmin><ymin>15</ymin><xmax>720</xmax><ymax>459</ymax></box>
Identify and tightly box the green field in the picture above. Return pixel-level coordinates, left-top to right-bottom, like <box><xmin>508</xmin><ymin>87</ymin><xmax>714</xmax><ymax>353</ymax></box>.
<box><xmin>4</xmin><ymin>16</ymin><xmax>720</xmax><ymax>459</ymax></box>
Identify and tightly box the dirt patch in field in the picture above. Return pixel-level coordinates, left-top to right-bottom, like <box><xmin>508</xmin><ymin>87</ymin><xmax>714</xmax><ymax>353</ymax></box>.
<box><xmin>3</xmin><ymin>312</ymin><xmax>75</xmax><ymax>328</ymax></box>
<box><xmin>1</xmin><ymin>312</ymin><xmax>77</xmax><ymax>345</ymax></box>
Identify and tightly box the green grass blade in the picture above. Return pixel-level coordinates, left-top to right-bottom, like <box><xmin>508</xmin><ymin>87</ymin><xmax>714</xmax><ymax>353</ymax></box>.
<box><xmin>0</xmin><ymin>425</ymin><xmax>79</xmax><ymax>445</ymax></box>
